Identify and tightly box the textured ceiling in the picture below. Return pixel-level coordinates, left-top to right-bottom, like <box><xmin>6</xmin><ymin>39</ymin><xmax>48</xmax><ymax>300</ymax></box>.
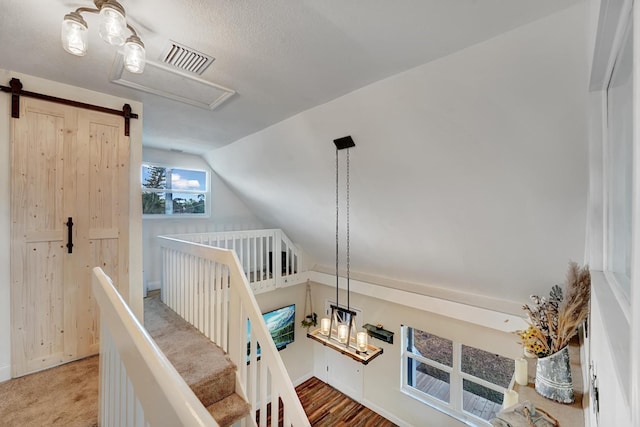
<box><xmin>0</xmin><ymin>0</ymin><xmax>580</xmax><ymax>154</ymax></box>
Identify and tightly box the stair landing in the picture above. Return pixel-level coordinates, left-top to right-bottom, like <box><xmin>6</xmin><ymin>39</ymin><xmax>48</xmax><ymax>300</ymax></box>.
<box><xmin>144</xmin><ymin>292</ymin><xmax>250</xmax><ymax>426</ymax></box>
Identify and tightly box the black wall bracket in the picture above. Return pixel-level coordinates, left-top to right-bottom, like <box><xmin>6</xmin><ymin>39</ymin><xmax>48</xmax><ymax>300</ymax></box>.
<box><xmin>363</xmin><ymin>323</ymin><xmax>394</xmax><ymax>344</ymax></box>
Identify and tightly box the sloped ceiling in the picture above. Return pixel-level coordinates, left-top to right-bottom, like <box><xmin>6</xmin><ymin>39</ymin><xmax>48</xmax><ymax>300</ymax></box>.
<box><xmin>0</xmin><ymin>0</ymin><xmax>579</xmax><ymax>153</ymax></box>
<box><xmin>204</xmin><ymin>4</ymin><xmax>589</xmax><ymax>312</ymax></box>
<box><xmin>0</xmin><ymin>0</ymin><xmax>588</xmax><ymax>311</ymax></box>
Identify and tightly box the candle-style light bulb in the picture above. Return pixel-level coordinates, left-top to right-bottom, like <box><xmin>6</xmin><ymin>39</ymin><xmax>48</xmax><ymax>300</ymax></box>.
<box><xmin>320</xmin><ymin>318</ymin><xmax>331</xmax><ymax>336</ymax></box>
<box><xmin>337</xmin><ymin>324</ymin><xmax>349</xmax><ymax>343</ymax></box>
<box><xmin>356</xmin><ymin>331</ymin><xmax>368</xmax><ymax>352</ymax></box>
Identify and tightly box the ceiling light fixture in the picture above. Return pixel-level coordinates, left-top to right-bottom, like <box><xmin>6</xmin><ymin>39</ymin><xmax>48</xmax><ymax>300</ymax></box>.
<box><xmin>61</xmin><ymin>0</ymin><xmax>145</xmax><ymax>73</ymax></box>
<box><xmin>307</xmin><ymin>136</ymin><xmax>383</xmax><ymax>365</ymax></box>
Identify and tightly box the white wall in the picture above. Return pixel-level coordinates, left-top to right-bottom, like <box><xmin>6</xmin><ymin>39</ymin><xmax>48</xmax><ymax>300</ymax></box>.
<box><xmin>0</xmin><ymin>69</ymin><xmax>143</xmax><ymax>382</ymax></box>
<box><xmin>253</xmin><ymin>283</ymin><xmax>316</xmax><ymax>384</ymax></box>
<box><xmin>142</xmin><ymin>147</ymin><xmax>265</xmax><ymax>289</ymax></box>
<box><xmin>204</xmin><ymin>4</ymin><xmax>589</xmax><ymax>307</ymax></box>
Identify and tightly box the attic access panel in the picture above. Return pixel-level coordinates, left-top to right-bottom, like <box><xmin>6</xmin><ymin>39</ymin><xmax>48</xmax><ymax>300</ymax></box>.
<box><xmin>109</xmin><ymin>53</ymin><xmax>235</xmax><ymax>110</ymax></box>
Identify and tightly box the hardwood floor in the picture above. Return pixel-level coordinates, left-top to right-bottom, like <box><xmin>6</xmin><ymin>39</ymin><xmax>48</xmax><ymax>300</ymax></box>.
<box><xmin>260</xmin><ymin>377</ymin><xmax>397</xmax><ymax>427</ymax></box>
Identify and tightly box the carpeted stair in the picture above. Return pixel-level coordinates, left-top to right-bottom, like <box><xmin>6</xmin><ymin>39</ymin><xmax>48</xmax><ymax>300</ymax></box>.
<box><xmin>144</xmin><ymin>293</ymin><xmax>251</xmax><ymax>426</ymax></box>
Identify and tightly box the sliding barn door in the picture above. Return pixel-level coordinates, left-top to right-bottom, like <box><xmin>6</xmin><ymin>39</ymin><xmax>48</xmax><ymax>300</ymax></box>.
<box><xmin>11</xmin><ymin>97</ymin><xmax>129</xmax><ymax>377</ymax></box>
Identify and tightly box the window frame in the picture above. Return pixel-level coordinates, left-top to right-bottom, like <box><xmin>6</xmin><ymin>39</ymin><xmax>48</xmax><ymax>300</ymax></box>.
<box><xmin>603</xmin><ymin>11</ymin><xmax>634</xmax><ymax>310</ymax></box>
<box><xmin>141</xmin><ymin>162</ymin><xmax>211</xmax><ymax>219</ymax></box>
<box><xmin>586</xmin><ymin>2</ymin><xmax>640</xmax><ymax>417</ymax></box>
<box><xmin>400</xmin><ymin>326</ymin><xmax>511</xmax><ymax>426</ymax></box>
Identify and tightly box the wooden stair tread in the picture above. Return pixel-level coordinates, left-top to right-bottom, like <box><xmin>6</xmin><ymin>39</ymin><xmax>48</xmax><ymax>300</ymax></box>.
<box><xmin>206</xmin><ymin>392</ymin><xmax>251</xmax><ymax>427</ymax></box>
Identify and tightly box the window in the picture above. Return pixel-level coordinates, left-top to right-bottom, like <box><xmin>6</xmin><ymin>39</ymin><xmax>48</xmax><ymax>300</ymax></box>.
<box><xmin>401</xmin><ymin>326</ymin><xmax>513</xmax><ymax>425</ymax></box>
<box><xmin>141</xmin><ymin>164</ymin><xmax>208</xmax><ymax>216</ymax></box>
<box><xmin>605</xmin><ymin>17</ymin><xmax>633</xmax><ymax>301</ymax></box>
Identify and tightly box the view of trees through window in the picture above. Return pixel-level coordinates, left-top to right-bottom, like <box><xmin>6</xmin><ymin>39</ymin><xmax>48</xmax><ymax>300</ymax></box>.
<box><xmin>142</xmin><ymin>165</ymin><xmax>207</xmax><ymax>215</ymax></box>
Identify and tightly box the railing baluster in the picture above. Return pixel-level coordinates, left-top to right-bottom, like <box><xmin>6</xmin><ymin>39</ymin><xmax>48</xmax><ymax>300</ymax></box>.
<box><xmin>126</xmin><ymin>377</ymin><xmax>135</xmax><ymax>426</ymax></box>
<box><xmin>204</xmin><ymin>259</ymin><xmax>211</xmax><ymax>338</ymax></box>
<box><xmin>238</xmin><ymin>306</ymin><xmax>248</xmax><ymax>387</ymax></box>
<box><xmin>92</xmin><ymin>267</ymin><xmax>217</xmax><ymax>426</ymax></box>
<box><xmin>171</xmin><ymin>250</ymin><xmax>177</xmax><ymax>309</ymax></box>
<box><xmin>185</xmin><ymin>255</ymin><xmax>191</xmax><ymax>325</ymax></box>
<box><xmin>258</xmin><ymin>235</ymin><xmax>264</xmax><ymax>286</ymax></box>
<box><xmin>166</xmin><ymin>249</ymin><xmax>171</xmax><ymax>307</ymax></box>
<box><xmin>249</xmin><ymin>334</ymin><xmax>258</xmax><ymax>417</ymax></box>
<box><xmin>222</xmin><ymin>265</ymin><xmax>229</xmax><ymax>352</ymax></box>
<box><xmin>198</xmin><ymin>257</ymin><xmax>204</xmax><ymax>333</ymax></box>
<box><xmin>215</xmin><ymin>262</ymin><xmax>222</xmax><ymax>345</ymax></box>
<box><xmin>212</xmin><ymin>260</ymin><xmax>218</xmax><ymax>343</ymax></box>
<box><xmin>268</xmin><ymin>235</ymin><xmax>273</xmax><ymax>283</ymax></box>
<box><xmin>259</xmin><ymin>361</ymin><xmax>268</xmax><ymax>427</ymax></box>
<box><xmin>271</xmin><ymin>381</ymin><xmax>279</xmax><ymax>427</ymax></box>
<box><xmin>156</xmin><ymin>231</ymin><xmax>310</xmax><ymax>426</ymax></box>
<box><xmin>190</xmin><ymin>254</ymin><xmax>196</xmax><ymax>326</ymax></box>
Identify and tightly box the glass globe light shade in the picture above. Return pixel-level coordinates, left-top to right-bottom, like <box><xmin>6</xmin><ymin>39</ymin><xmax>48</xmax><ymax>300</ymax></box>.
<box><xmin>99</xmin><ymin>0</ymin><xmax>127</xmax><ymax>46</ymax></box>
<box><xmin>124</xmin><ymin>35</ymin><xmax>145</xmax><ymax>73</ymax></box>
<box><xmin>61</xmin><ymin>12</ymin><xmax>88</xmax><ymax>56</ymax></box>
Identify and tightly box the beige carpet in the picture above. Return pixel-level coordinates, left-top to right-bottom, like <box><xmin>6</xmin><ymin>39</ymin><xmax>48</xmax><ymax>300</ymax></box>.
<box><xmin>0</xmin><ymin>294</ymin><xmax>248</xmax><ymax>427</ymax></box>
<box><xmin>0</xmin><ymin>356</ymin><xmax>98</xmax><ymax>427</ymax></box>
<box><xmin>144</xmin><ymin>293</ymin><xmax>250</xmax><ymax>426</ymax></box>
<box><xmin>144</xmin><ymin>293</ymin><xmax>237</xmax><ymax>406</ymax></box>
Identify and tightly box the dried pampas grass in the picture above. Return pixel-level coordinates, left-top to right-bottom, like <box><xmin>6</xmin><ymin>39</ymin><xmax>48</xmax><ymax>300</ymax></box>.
<box><xmin>555</xmin><ymin>262</ymin><xmax>590</xmax><ymax>351</ymax></box>
<box><xmin>518</xmin><ymin>262</ymin><xmax>590</xmax><ymax>357</ymax></box>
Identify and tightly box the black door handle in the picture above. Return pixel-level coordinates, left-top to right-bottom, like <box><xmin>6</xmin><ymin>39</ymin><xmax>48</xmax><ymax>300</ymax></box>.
<box><xmin>66</xmin><ymin>217</ymin><xmax>73</xmax><ymax>254</ymax></box>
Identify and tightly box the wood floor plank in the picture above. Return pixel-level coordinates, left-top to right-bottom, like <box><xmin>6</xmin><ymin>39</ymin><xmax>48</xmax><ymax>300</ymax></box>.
<box><xmin>259</xmin><ymin>377</ymin><xmax>397</xmax><ymax>427</ymax></box>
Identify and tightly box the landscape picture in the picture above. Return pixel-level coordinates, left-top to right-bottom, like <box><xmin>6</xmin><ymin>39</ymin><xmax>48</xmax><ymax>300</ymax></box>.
<box><xmin>247</xmin><ymin>304</ymin><xmax>295</xmax><ymax>361</ymax></box>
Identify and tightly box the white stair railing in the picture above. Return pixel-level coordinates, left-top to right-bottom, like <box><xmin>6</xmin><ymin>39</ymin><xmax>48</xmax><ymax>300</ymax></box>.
<box><xmin>167</xmin><ymin>229</ymin><xmax>302</xmax><ymax>293</ymax></box>
<box><xmin>158</xmin><ymin>235</ymin><xmax>310</xmax><ymax>427</ymax></box>
<box><xmin>92</xmin><ymin>267</ymin><xmax>218</xmax><ymax>427</ymax></box>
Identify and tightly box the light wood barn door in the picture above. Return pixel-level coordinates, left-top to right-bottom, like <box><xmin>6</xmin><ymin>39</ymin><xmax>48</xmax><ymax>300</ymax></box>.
<box><xmin>11</xmin><ymin>97</ymin><xmax>129</xmax><ymax>377</ymax></box>
<box><xmin>11</xmin><ymin>98</ymin><xmax>70</xmax><ymax>376</ymax></box>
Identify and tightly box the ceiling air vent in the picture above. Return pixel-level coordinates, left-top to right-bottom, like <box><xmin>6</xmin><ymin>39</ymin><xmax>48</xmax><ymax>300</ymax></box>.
<box><xmin>161</xmin><ymin>41</ymin><xmax>215</xmax><ymax>75</ymax></box>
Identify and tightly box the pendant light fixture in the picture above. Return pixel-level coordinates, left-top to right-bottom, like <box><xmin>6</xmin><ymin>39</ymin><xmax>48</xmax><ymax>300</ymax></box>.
<box><xmin>61</xmin><ymin>0</ymin><xmax>146</xmax><ymax>73</ymax></box>
<box><xmin>98</xmin><ymin>0</ymin><xmax>127</xmax><ymax>46</ymax></box>
<box><xmin>307</xmin><ymin>136</ymin><xmax>383</xmax><ymax>365</ymax></box>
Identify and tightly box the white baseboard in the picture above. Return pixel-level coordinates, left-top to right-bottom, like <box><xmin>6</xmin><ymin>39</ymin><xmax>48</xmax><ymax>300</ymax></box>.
<box><xmin>293</xmin><ymin>371</ymin><xmax>314</xmax><ymax>387</ymax></box>
<box><xmin>361</xmin><ymin>398</ymin><xmax>412</xmax><ymax>427</ymax></box>
<box><xmin>0</xmin><ymin>364</ymin><xmax>11</xmax><ymax>383</ymax></box>
<box><xmin>147</xmin><ymin>280</ymin><xmax>161</xmax><ymax>291</ymax></box>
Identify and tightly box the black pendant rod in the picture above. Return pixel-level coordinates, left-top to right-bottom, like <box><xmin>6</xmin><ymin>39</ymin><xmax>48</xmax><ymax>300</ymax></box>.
<box><xmin>346</xmin><ymin>147</ymin><xmax>350</xmax><ymax>311</ymax></box>
<box><xmin>333</xmin><ymin>135</ymin><xmax>355</xmax><ymax>311</ymax></box>
<box><xmin>336</xmin><ymin>147</ymin><xmax>340</xmax><ymax>309</ymax></box>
